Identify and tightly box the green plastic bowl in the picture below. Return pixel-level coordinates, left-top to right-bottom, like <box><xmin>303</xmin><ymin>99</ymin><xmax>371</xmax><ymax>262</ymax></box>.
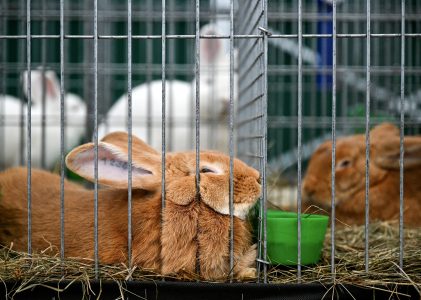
<box><xmin>266</xmin><ymin>210</ymin><xmax>329</xmax><ymax>265</ymax></box>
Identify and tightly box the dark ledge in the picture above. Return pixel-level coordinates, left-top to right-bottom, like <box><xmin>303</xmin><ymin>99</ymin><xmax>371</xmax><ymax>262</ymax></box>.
<box><xmin>1</xmin><ymin>280</ymin><xmax>419</xmax><ymax>300</ymax></box>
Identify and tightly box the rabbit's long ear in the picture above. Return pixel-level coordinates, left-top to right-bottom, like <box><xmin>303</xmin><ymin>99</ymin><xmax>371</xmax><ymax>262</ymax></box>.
<box><xmin>100</xmin><ymin>131</ymin><xmax>160</xmax><ymax>157</ymax></box>
<box><xmin>200</xmin><ymin>24</ymin><xmax>223</xmax><ymax>64</ymax></box>
<box><xmin>66</xmin><ymin>134</ymin><xmax>161</xmax><ymax>190</ymax></box>
<box><xmin>22</xmin><ymin>70</ymin><xmax>60</xmax><ymax>105</ymax></box>
<box><xmin>370</xmin><ymin>122</ymin><xmax>399</xmax><ymax>139</ymax></box>
<box><xmin>374</xmin><ymin>136</ymin><xmax>421</xmax><ymax>169</ymax></box>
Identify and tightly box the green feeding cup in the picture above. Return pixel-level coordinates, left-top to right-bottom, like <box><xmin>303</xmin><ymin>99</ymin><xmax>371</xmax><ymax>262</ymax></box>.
<box><xmin>266</xmin><ymin>210</ymin><xmax>329</xmax><ymax>265</ymax></box>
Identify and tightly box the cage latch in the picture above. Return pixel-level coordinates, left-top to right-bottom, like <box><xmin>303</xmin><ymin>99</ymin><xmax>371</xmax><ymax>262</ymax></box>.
<box><xmin>258</xmin><ymin>27</ymin><xmax>272</xmax><ymax>36</ymax></box>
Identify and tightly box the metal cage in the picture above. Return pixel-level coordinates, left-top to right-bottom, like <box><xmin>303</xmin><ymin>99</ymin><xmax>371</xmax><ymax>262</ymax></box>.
<box><xmin>0</xmin><ymin>0</ymin><xmax>420</xmax><ymax>296</ymax></box>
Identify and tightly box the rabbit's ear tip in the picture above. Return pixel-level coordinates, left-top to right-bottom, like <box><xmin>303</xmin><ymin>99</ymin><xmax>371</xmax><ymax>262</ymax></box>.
<box><xmin>200</xmin><ymin>23</ymin><xmax>218</xmax><ymax>34</ymax></box>
<box><xmin>100</xmin><ymin>131</ymin><xmax>129</xmax><ymax>141</ymax></box>
<box><xmin>373</xmin><ymin>122</ymin><xmax>397</xmax><ymax>130</ymax></box>
<box><xmin>371</xmin><ymin>122</ymin><xmax>399</xmax><ymax>136</ymax></box>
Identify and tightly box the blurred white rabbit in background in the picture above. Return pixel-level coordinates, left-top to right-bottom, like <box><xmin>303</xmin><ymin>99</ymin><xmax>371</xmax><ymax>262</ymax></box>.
<box><xmin>0</xmin><ymin>70</ymin><xmax>87</xmax><ymax>169</ymax></box>
<box><xmin>98</xmin><ymin>22</ymin><xmax>237</xmax><ymax>152</ymax></box>
<box><xmin>0</xmin><ymin>94</ymin><xmax>24</xmax><ymax>168</ymax></box>
<box><xmin>22</xmin><ymin>70</ymin><xmax>87</xmax><ymax>169</ymax></box>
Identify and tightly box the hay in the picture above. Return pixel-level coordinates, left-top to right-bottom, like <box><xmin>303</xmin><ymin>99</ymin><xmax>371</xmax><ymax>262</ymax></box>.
<box><xmin>268</xmin><ymin>221</ymin><xmax>421</xmax><ymax>291</ymax></box>
<box><xmin>1</xmin><ymin>222</ymin><xmax>420</xmax><ymax>296</ymax></box>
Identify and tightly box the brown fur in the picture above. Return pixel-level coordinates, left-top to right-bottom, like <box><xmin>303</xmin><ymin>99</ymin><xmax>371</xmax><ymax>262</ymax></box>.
<box><xmin>160</xmin><ymin>151</ymin><xmax>260</xmax><ymax>280</ymax></box>
<box><xmin>0</xmin><ymin>132</ymin><xmax>261</xmax><ymax>280</ymax></box>
<box><xmin>302</xmin><ymin>123</ymin><xmax>421</xmax><ymax>226</ymax></box>
<box><xmin>162</xmin><ymin>200</ymin><xmax>256</xmax><ymax>281</ymax></box>
<box><xmin>0</xmin><ymin>167</ymin><xmax>161</xmax><ymax>268</ymax></box>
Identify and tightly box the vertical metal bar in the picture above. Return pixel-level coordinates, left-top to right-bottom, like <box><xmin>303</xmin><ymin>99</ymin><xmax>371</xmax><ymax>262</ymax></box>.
<box><xmin>102</xmin><ymin>0</ymin><xmax>112</xmax><ymax>126</ymax></box>
<box><xmin>209</xmin><ymin>0</ymin><xmax>217</xmax><ymax>150</ymax></box>
<box><xmin>41</xmin><ymin>0</ymin><xmax>47</xmax><ymax>169</ymax></box>
<box><xmin>161</xmin><ymin>0</ymin><xmax>166</xmax><ymax>211</ymax></box>
<box><xmin>194</xmin><ymin>0</ymin><xmax>200</xmax><ymax>277</ymax></box>
<box><xmin>372</xmin><ymin>2</ymin><xmax>380</xmax><ymax>117</ymax></box>
<box><xmin>160</xmin><ymin>1</ymin><xmax>167</xmax><ymax>279</ymax></box>
<box><xmin>186</xmin><ymin>3</ymin><xmax>194</xmax><ymax>148</ymax></box>
<box><xmin>0</xmin><ymin>0</ymin><xmax>6</xmax><ymax>170</ymax></box>
<box><xmin>290</xmin><ymin>0</ymin><xmax>297</xmax><ymax>153</ymax></box>
<box><xmin>341</xmin><ymin>1</ymin><xmax>349</xmax><ymax>134</ymax></box>
<box><xmin>399</xmin><ymin>0</ymin><xmax>405</xmax><ymax>270</ymax></box>
<box><xmin>26</xmin><ymin>0</ymin><xmax>32</xmax><ymax>256</ymax></box>
<box><xmin>228</xmin><ymin>0</ymin><xmax>235</xmax><ymax>283</ymax></box>
<box><xmin>364</xmin><ymin>0</ymin><xmax>371</xmax><ymax>274</ymax></box>
<box><xmin>19</xmin><ymin>0</ymin><xmax>25</xmax><ymax>166</ymax></box>
<box><xmin>59</xmin><ymin>0</ymin><xmax>65</xmax><ymax>263</ymax></box>
<box><xmin>127</xmin><ymin>0</ymin><xmax>133</xmax><ymax>272</ymax></box>
<box><xmin>331</xmin><ymin>0</ymin><xmax>337</xmax><ymax>278</ymax></box>
<box><xmin>262</xmin><ymin>0</ymin><xmax>268</xmax><ymax>283</ymax></box>
<box><xmin>256</xmin><ymin>11</ymin><xmax>264</xmax><ymax>276</ymax></box>
<box><xmin>93</xmin><ymin>0</ymin><xmax>99</xmax><ymax>279</ymax></box>
<box><xmin>297</xmin><ymin>0</ymin><xmax>303</xmax><ymax>282</ymax></box>
<box><xmin>310</xmin><ymin>0</ymin><xmax>317</xmax><ymax>144</ymax></box>
<box><xmin>167</xmin><ymin>0</ymin><xmax>175</xmax><ymax>151</ymax></box>
<box><xmin>278</xmin><ymin>0</ymin><xmax>284</xmax><ymax>163</ymax></box>
<box><xmin>415</xmin><ymin>16</ymin><xmax>421</xmax><ymax>135</ymax></box>
<box><xmin>146</xmin><ymin>0</ymin><xmax>153</xmax><ymax>145</ymax></box>
<box><xmin>83</xmin><ymin>0</ymin><xmax>93</xmax><ymax>142</ymax></box>
<box><xmin>353</xmin><ymin>0</ymin><xmax>361</xmax><ymax>119</ymax></box>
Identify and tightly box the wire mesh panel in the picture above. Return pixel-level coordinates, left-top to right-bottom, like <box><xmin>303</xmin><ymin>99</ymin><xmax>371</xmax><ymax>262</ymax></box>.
<box><xmin>0</xmin><ymin>0</ymin><xmax>267</xmax><ymax>282</ymax></box>
<box><xmin>267</xmin><ymin>0</ymin><xmax>421</xmax><ymax>170</ymax></box>
<box><xmin>235</xmin><ymin>0</ymin><xmax>268</xmax><ymax>282</ymax></box>
<box><xmin>1</xmin><ymin>0</ymin><xmax>421</xmax><ymax>296</ymax></box>
<box><xmin>265</xmin><ymin>0</ymin><xmax>420</xmax><ymax>285</ymax></box>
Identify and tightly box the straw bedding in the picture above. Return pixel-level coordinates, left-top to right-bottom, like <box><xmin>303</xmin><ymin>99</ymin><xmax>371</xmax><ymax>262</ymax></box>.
<box><xmin>1</xmin><ymin>221</ymin><xmax>420</xmax><ymax>298</ymax></box>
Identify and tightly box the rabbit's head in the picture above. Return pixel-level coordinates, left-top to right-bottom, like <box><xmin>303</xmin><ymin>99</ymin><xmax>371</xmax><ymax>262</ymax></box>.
<box><xmin>166</xmin><ymin>150</ymin><xmax>261</xmax><ymax>219</ymax></box>
<box><xmin>22</xmin><ymin>70</ymin><xmax>60</xmax><ymax>105</ymax></box>
<box><xmin>302</xmin><ymin>135</ymin><xmax>368</xmax><ymax>209</ymax></box>
<box><xmin>302</xmin><ymin>123</ymin><xmax>421</xmax><ymax>210</ymax></box>
<box><xmin>198</xmin><ymin>23</ymin><xmax>237</xmax><ymax>120</ymax></box>
<box><xmin>66</xmin><ymin>131</ymin><xmax>261</xmax><ymax>218</ymax></box>
<box><xmin>22</xmin><ymin>69</ymin><xmax>86</xmax><ymax>115</ymax></box>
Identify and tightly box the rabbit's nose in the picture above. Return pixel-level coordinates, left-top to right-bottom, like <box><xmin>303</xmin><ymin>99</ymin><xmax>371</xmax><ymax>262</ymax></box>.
<box><xmin>302</xmin><ymin>178</ymin><xmax>316</xmax><ymax>198</ymax></box>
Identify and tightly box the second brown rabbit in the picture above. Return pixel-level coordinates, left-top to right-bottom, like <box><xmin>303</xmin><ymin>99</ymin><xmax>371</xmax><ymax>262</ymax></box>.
<box><xmin>302</xmin><ymin>123</ymin><xmax>421</xmax><ymax>226</ymax></box>
<box><xmin>0</xmin><ymin>131</ymin><xmax>261</xmax><ymax>281</ymax></box>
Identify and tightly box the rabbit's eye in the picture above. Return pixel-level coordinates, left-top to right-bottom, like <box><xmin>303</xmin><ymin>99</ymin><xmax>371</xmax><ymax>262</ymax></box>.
<box><xmin>337</xmin><ymin>159</ymin><xmax>351</xmax><ymax>170</ymax></box>
<box><xmin>200</xmin><ymin>167</ymin><xmax>215</xmax><ymax>174</ymax></box>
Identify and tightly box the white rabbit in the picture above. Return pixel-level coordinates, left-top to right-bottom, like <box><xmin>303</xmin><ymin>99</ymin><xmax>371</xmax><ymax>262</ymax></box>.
<box><xmin>2</xmin><ymin>70</ymin><xmax>87</xmax><ymax>170</ymax></box>
<box><xmin>98</xmin><ymin>23</ymin><xmax>237</xmax><ymax>152</ymax></box>
<box><xmin>0</xmin><ymin>94</ymin><xmax>24</xmax><ymax>168</ymax></box>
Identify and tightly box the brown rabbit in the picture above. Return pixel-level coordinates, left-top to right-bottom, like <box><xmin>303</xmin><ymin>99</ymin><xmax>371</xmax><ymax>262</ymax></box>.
<box><xmin>302</xmin><ymin>123</ymin><xmax>421</xmax><ymax>226</ymax></box>
<box><xmin>0</xmin><ymin>132</ymin><xmax>261</xmax><ymax>280</ymax></box>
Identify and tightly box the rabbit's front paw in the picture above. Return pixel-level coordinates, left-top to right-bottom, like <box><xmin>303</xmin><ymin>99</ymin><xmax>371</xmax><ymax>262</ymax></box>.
<box><xmin>236</xmin><ymin>267</ymin><xmax>256</xmax><ymax>280</ymax></box>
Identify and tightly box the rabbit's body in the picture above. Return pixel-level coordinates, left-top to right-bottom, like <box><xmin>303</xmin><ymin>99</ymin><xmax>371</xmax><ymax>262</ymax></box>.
<box><xmin>302</xmin><ymin>123</ymin><xmax>421</xmax><ymax>226</ymax></box>
<box><xmin>99</xmin><ymin>23</ymin><xmax>235</xmax><ymax>152</ymax></box>
<box><xmin>0</xmin><ymin>95</ymin><xmax>23</xmax><ymax>168</ymax></box>
<box><xmin>98</xmin><ymin>80</ymin><xmax>214</xmax><ymax>151</ymax></box>
<box><xmin>0</xmin><ymin>131</ymin><xmax>260</xmax><ymax>280</ymax></box>
<box><xmin>0</xmin><ymin>167</ymin><xmax>161</xmax><ymax>267</ymax></box>
<box><xmin>329</xmin><ymin>170</ymin><xmax>421</xmax><ymax>226</ymax></box>
<box><xmin>162</xmin><ymin>199</ymin><xmax>256</xmax><ymax>280</ymax></box>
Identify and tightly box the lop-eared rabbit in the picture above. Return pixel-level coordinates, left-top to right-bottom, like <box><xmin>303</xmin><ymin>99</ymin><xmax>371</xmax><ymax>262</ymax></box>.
<box><xmin>0</xmin><ymin>131</ymin><xmax>261</xmax><ymax>280</ymax></box>
<box><xmin>302</xmin><ymin>123</ymin><xmax>421</xmax><ymax>226</ymax></box>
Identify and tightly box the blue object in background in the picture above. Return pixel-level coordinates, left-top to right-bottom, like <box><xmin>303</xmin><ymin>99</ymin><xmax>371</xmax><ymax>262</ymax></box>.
<box><xmin>317</xmin><ymin>0</ymin><xmax>333</xmax><ymax>90</ymax></box>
